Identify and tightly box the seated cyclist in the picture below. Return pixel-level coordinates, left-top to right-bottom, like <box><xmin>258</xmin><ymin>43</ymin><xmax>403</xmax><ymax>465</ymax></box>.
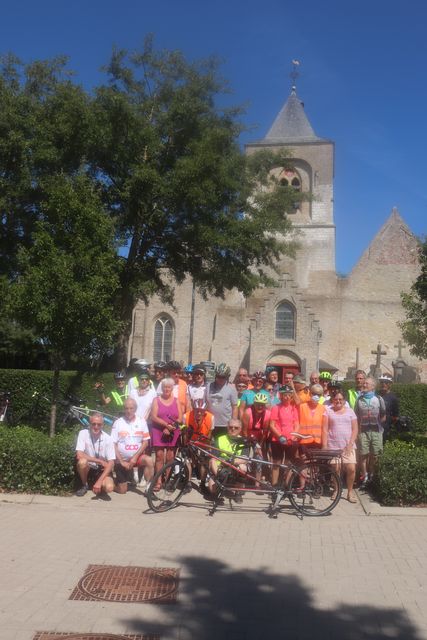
<box><xmin>241</xmin><ymin>393</ymin><xmax>271</xmax><ymax>487</ymax></box>
<box><xmin>208</xmin><ymin>419</ymin><xmax>248</xmax><ymax>503</ymax></box>
<box><xmin>184</xmin><ymin>400</ymin><xmax>214</xmax><ymax>495</ymax></box>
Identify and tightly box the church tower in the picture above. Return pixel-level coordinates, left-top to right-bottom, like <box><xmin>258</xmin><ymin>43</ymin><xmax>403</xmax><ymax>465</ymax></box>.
<box><xmin>245</xmin><ymin>80</ymin><xmax>336</xmax><ymax>290</ymax></box>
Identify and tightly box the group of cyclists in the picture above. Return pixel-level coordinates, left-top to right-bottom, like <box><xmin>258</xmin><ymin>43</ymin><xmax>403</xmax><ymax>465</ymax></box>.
<box><xmin>75</xmin><ymin>358</ymin><xmax>397</xmax><ymax>505</ymax></box>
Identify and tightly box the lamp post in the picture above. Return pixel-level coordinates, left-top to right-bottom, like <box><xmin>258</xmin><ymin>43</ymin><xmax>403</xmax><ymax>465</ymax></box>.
<box><xmin>188</xmin><ymin>257</ymin><xmax>202</xmax><ymax>364</ymax></box>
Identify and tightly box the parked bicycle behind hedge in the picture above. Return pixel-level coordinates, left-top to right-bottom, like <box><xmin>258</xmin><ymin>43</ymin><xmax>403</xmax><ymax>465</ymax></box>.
<box><xmin>146</xmin><ymin>424</ymin><xmax>343</xmax><ymax>519</ymax></box>
<box><xmin>0</xmin><ymin>390</ymin><xmax>13</xmax><ymax>425</ymax></box>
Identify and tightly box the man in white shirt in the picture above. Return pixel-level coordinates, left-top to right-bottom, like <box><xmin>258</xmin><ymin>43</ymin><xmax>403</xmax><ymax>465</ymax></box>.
<box><xmin>130</xmin><ymin>371</ymin><xmax>157</xmax><ymax>420</ymax></box>
<box><xmin>111</xmin><ymin>397</ymin><xmax>154</xmax><ymax>493</ymax></box>
<box><xmin>75</xmin><ymin>413</ymin><xmax>115</xmax><ymax>497</ymax></box>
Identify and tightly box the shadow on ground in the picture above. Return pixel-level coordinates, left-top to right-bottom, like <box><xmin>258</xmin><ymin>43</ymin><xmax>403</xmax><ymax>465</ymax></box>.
<box><xmin>123</xmin><ymin>555</ymin><xmax>421</xmax><ymax>640</ymax></box>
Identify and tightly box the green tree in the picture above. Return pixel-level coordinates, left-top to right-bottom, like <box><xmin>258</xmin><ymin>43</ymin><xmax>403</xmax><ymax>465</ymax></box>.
<box><xmin>11</xmin><ymin>173</ymin><xmax>120</xmax><ymax>435</ymax></box>
<box><xmin>89</xmin><ymin>40</ymin><xmax>302</xmax><ymax>365</ymax></box>
<box><xmin>0</xmin><ymin>54</ymin><xmax>91</xmax><ymax>278</ymax></box>
<box><xmin>400</xmin><ymin>238</ymin><xmax>427</xmax><ymax>359</ymax></box>
<box><xmin>1</xmin><ymin>44</ymin><xmax>305</xmax><ymax>368</ymax></box>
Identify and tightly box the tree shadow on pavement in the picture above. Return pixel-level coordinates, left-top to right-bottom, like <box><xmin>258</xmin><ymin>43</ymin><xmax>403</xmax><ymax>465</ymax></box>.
<box><xmin>123</xmin><ymin>555</ymin><xmax>422</xmax><ymax>640</ymax></box>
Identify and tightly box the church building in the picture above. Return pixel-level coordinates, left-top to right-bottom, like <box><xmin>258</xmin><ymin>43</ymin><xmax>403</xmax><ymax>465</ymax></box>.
<box><xmin>130</xmin><ymin>84</ymin><xmax>425</xmax><ymax>383</ymax></box>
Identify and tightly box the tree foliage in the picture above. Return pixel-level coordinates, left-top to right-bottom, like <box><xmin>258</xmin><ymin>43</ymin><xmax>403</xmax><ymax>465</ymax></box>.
<box><xmin>11</xmin><ymin>174</ymin><xmax>120</xmax><ymax>434</ymax></box>
<box><xmin>1</xmin><ymin>40</ymin><xmax>306</xmax><ymax>367</ymax></box>
<box><xmin>400</xmin><ymin>238</ymin><xmax>427</xmax><ymax>359</ymax></box>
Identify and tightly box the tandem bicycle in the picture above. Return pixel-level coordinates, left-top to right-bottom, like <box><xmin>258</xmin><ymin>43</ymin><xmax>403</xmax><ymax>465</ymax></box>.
<box><xmin>146</xmin><ymin>428</ymin><xmax>343</xmax><ymax>519</ymax></box>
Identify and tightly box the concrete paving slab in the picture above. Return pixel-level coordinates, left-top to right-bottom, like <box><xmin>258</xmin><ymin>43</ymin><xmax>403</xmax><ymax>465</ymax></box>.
<box><xmin>0</xmin><ymin>489</ymin><xmax>426</xmax><ymax>639</ymax></box>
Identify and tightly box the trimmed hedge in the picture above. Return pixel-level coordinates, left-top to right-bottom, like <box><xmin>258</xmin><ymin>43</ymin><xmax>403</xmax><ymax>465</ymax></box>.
<box><xmin>0</xmin><ymin>369</ymin><xmax>116</xmax><ymax>430</ymax></box>
<box><xmin>0</xmin><ymin>426</ymin><xmax>77</xmax><ymax>494</ymax></box>
<box><xmin>373</xmin><ymin>440</ymin><xmax>427</xmax><ymax>506</ymax></box>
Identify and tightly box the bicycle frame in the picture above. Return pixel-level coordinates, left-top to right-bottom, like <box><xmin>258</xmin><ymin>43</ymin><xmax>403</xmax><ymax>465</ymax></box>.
<box><xmin>152</xmin><ymin>433</ymin><xmax>343</xmax><ymax>518</ymax></box>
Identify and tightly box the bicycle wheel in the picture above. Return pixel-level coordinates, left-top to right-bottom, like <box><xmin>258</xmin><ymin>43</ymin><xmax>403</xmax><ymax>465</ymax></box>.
<box><xmin>288</xmin><ymin>462</ymin><xmax>341</xmax><ymax>516</ymax></box>
<box><xmin>146</xmin><ymin>460</ymin><xmax>190</xmax><ymax>513</ymax></box>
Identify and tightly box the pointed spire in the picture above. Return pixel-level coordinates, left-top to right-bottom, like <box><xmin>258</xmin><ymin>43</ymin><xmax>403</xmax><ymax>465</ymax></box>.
<box><xmin>257</xmin><ymin>60</ymin><xmax>324</xmax><ymax>144</ymax></box>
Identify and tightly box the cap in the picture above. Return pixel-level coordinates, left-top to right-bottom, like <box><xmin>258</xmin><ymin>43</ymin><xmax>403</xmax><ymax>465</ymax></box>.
<box><xmin>293</xmin><ymin>375</ymin><xmax>307</xmax><ymax>384</ymax></box>
<box><xmin>378</xmin><ymin>373</ymin><xmax>393</xmax><ymax>382</ymax></box>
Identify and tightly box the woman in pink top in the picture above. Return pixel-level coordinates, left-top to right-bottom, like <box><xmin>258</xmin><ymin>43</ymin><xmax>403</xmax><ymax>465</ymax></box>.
<box><xmin>268</xmin><ymin>385</ymin><xmax>299</xmax><ymax>486</ymax></box>
<box><xmin>325</xmin><ymin>391</ymin><xmax>358</xmax><ymax>503</ymax></box>
<box><xmin>150</xmin><ymin>377</ymin><xmax>183</xmax><ymax>491</ymax></box>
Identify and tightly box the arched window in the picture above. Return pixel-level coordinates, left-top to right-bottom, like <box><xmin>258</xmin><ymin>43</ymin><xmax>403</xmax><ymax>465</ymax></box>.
<box><xmin>278</xmin><ymin>168</ymin><xmax>302</xmax><ymax>212</ymax></box>
<box><xmin>275</xmin><ymin>302</ymin><xmax>295</xmax><ymax>340</ymax></box>
<box><xmin>153</xmin><ymin>316</ymin><xmax>174</xmax><ymax>362</ymax></box>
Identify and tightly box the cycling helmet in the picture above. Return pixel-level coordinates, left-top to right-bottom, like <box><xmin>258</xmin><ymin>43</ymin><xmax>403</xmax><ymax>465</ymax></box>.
<box><xmin>265</xmin><ymin>366</ymin><xmax>277</xmax><ymax>375</ymax></box>
<box><xmin>192</xmin><ymin>364</ymin><xmax>206</xmax><ymax>374</ymax></box>
<box><xmin>154</xmin><ymin>361</ymin><xmax>167</xmax><ymax>370</ymax></box>
<box><xmin>252</xmin><ymin>370</ymin><xmax>265</xmax><ymax>379</ymax></box>
<box><xmin>215</xmin><ymin>363</ymin><xmax>231</xmax><ymax>378</ymax></box>
<box><xmin>183</xmin><ymin>364</ymin><xmax>194</xmax><ymax>373</ymax></box>
<box><xmin>114</xmin><ymin>371</ymin><xmax>126</xmax><ymax>380</ymax></box>
<box><xmin>327</xmin><ymin>380</ymin><xmax>342</xmax><ymax>390</ymax></box>
<box><xmin>278</xmin><ymin>384</ymin><xmax>294</xmax><ymax>394</ymax></box>
<box><xmin>167</xmin><ymin>360</ymin><xmax>182</xmax><ymax>371</ymax></box>
<box><xmin>131</xmin><ymin>359</ymin><xmax>151</xmax><ymax>374</ymax></box>
<box><xmin>193</xmin><ymin>398</ymin><xmax>207</xmax><ymax>410</ymax></box>
<box><xmin>253</xmin><ymin>393</ymin><xmax>268</xmax><ymax>404</ymax></box>
<box><xmin>319</xmin><ymin>371</ymin><xmax>332</xmax><ymax>380</ymax></box>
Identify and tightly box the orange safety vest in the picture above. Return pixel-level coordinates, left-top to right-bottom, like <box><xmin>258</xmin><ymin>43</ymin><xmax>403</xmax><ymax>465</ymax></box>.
<box><xmin>177</xmin><ymin>379</ymin><xmax>188</xmax><ymax>411</ymax></box>
<box><xmin>298</xmin><ymin>403</ymin><xmax>326</xmax><ymax>445</ymax></box>
<box><xmin>184</xmin><ymin>410</ymin><xmax>214</xmax><ymax>440</ymax></box>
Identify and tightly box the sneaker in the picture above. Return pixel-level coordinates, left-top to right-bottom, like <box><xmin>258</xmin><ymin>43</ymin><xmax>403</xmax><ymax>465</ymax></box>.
<box><xmin>359</xmin><ymin>473</ymin><xmax>369</xmax><ymax>488</ymax></box>
<box><xmin>132</xmin><ymin>468</ymin><xmax>139</xmax><ymax>485</ymax></box>
<box><xmin>76</xmin><ymin>484</ymin><xmax>88</xmax><ymax>497</ymax></box>
<box><xmin>137</xmin><ymin>478</ymin><xmax>147</xmax><ymax>490</ymax></box>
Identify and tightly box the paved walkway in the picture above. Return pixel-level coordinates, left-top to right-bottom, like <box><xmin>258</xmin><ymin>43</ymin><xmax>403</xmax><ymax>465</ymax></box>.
<box><xmin>1</xmin><ymin>489</ymin><xmax>426</xmax><ymax>640</ymax></box>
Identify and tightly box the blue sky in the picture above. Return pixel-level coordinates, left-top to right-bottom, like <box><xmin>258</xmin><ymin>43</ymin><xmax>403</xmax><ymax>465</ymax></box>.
<box><xmin>2</xmin><ymin>0</ymin><xmax>426</xmax><ymax>274</ymax></box>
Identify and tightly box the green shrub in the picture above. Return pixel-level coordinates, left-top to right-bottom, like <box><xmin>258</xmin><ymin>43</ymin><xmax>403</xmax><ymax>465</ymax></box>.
<box><xmin>0</xmin><ymin>369</ymin><xmax>115</xmax><ymax>430</ymax></box>
<box><xmin>373</xmin><ymin>440</ymin><xmax>427</xmax><ymax>506</ymax></box>
<box><xmin>0</xmin><ymin>426</ymin><xmax>77</xmax><ymax>494</ymax></box>
<box><xmin>391</xmin><ymin>383</ymin><xmax>427</xmax><ymax>433</ymax></box>
<box><xmin>388</xmin><ymin>431</ymin><xmax>427</xmax><ymax>447</ymax></box>
<box><xmin>341</xmin><ymin>381</ymin><xmax>427</xmax><ymax>432</ymax></box>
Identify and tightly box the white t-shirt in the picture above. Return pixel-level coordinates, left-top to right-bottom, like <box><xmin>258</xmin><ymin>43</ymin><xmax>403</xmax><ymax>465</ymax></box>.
<box><xmin>130</xmin><ymin>387</ymin><xmax>157</xmax><ymax>420</ymax></box>
<box><xmin>75</xmin><ymin>429</ymin><xmax>116</xmax><ymax>468</ymax></box>
<box><xmin>187</xmin><ymin>384</ymin><xmax>206</xmax><ymax>405</ymax></box>
<box><xmin>111</xmin><ymin>415</ymin><xmax>150</xmax><ymax>461</ymax></box>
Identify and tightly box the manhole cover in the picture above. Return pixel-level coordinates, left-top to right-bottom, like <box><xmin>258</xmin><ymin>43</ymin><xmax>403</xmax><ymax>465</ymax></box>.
<box><xmin>69</xmin><ymin>565</ymin><xmax>179</xmax><ymax>603</ymax></box>
<box><xmin>33</xmin><ymin>634</ymin><xmax>159</xmax><ymax>640</ymax></box>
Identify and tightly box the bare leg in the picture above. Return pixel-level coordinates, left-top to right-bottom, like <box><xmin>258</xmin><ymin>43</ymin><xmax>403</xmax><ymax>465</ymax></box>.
<box><xmin>154</xmin><ymin>449</ymin><xmax>165</xmax><ymax>489</ymax></box>
<box><xmin>345</xmin><ymin>463</ymin><xmax>356</xmax><ymax>501</ymax></box>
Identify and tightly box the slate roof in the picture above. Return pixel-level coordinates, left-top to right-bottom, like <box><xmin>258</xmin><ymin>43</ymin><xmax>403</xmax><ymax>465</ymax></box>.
<box><xmin>257</xmin><ymin>88</ymin><xmax>325</xmax><ymax>144</ymax></box>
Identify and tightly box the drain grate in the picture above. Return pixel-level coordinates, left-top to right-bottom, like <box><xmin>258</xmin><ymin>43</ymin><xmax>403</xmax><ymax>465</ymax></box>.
<box><xmin>69</xmin><ymin>565</ymin><xmax>179</xmax><ymax>604</ymax></box>
<box><xmin>33</xmin><ymin>634</ymin><xmax>159</xmax><ymax>640</ymax></box>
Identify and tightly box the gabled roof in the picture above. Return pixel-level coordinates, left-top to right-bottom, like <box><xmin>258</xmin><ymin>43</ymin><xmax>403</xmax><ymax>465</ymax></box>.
<box><xmin>351</xmin><ymin>208</ymin><xmax>419</xmax><ymax>271</ymax></box>
<box><xmin>257</xmin><ymin>88</ymin><xmax>326</xmax><ymax>144</ymax></box>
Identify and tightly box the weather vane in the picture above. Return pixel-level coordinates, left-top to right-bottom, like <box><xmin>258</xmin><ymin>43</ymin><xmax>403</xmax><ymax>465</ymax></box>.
<box><xmin>290</xmin><ymin>59</ymin><xmax>300</xmax><ymax>91</ymax></box>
